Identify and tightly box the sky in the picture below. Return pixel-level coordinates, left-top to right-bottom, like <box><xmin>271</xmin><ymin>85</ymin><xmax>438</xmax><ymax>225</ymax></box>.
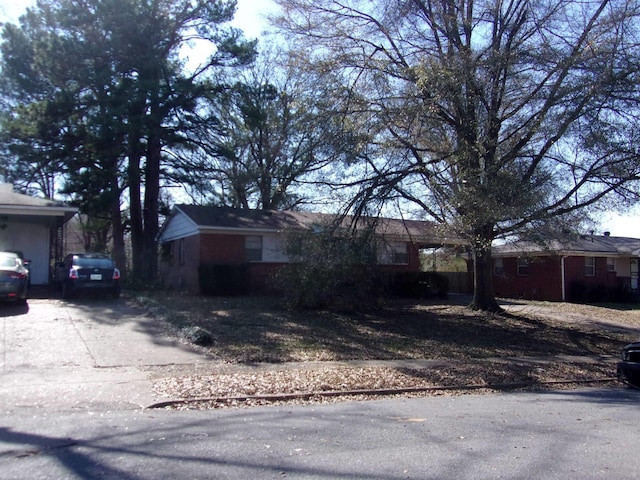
<box><xmin>0</xmin><ymin>0</ymin><xmax>278</xmax><ymax>34</ymax></box>
<box><xmin>1</xmin><ymin>0</ymin><xmax>639</xmax><ymax>237</ymax></box>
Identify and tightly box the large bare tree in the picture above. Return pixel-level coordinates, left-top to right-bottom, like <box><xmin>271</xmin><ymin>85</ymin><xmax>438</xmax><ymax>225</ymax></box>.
<box><xmin>175</xmin><ymin>46</ymin><xmax>356</xmax><ymax>210</ymax></box>
<box><xmin>274</xmin><ymin>0</ymin><xmax>640</xmax><ymax>310</ymax></box>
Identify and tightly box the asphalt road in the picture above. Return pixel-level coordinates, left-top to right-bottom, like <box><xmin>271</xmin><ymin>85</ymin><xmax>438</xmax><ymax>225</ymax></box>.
<box><xmin>1</xmin><ymin>296</ymin><xmax>639</xmax><ymax>479</ymax></box>
<box><xmin>2</xmin><ymin>388</ymin><xmax>639</xmax><ymax>479</ymax></box>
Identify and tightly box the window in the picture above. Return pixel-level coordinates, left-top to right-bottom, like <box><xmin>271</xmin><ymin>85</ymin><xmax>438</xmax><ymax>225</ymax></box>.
<box><xmin>607</xmin><ymin>257</ymin><xmax>616</xmax><ymax>272</ymax></box>
<box><xmin>494</xmin><ymin>257</ymin><xmax>504</xmax><ymax>276</ymax></box>
<box><xmin>392</xmin><ymin>243</ymin><xmax>408</xmax><ymax>264</ymax></box>
<box><xmin>377</xmin><ymin>242</ymin><xmax>408</xmax><ymax>265</ymax></box>
<box><xmin>517</xmin><ymin>257</ymin><xmax>529</xmax><ymax>276</ymax></box>
<box><xmin>585</xmin><ymin>257</ymin><xmax>595</xmax><ymax>276</ymax></box>
<box><xmin>245</xmin><ymin>236</ymin><xmax>263</xmax><ymax>261</ymax></box>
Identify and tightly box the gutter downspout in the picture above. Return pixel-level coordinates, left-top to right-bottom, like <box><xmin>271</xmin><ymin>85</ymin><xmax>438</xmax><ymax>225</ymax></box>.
<box><xmin>561</xmin><ymin>256</ymin><xmax>567</xmax><ymax>302</ymax></box>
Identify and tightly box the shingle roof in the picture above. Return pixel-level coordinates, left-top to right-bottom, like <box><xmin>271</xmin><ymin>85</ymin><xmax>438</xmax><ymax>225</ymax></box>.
<box><xmin>494</xmin><ymin>234</ymin><xmax>640</xmax><ymax>257</ymax></box>
<box><xmin>171</xmin><ymin>205</ymin><xmax>459</xmax><ymax>245</ymax></box>
<box><xmin>0</xmin><ymin>183</ymin><xmax>71</xmax><ymax>208</ymax></box>
<box><xmin>0</xmin><ymin>183</ymin><xmax>77</xmax><ymax>221</ymax></box>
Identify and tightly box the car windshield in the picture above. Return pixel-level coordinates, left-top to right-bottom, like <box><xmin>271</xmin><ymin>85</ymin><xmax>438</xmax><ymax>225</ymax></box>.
<box><xmin>0</xmin><ymin>254</ymin><xmax>19</xmax><ymax>268</ymax></box>
<box><xmin>73</xmin><ymin>257</ymin><xmax>114</xmax><ymax>268</ymax></box>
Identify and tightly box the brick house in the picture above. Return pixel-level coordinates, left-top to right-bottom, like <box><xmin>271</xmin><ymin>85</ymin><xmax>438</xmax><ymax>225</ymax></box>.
<box><xmin>157</xmin><ymin>205</ymin><xmax>460</xmax><ymax>294</ymax></box>
<box><xmin>492</xmin><ymin>234</ymin><xmax>640</xmax><ymax>302</ymax></box>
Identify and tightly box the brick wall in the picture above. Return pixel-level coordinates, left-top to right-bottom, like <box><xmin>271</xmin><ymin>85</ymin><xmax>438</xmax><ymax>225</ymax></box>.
<box><xmin>493</xmin><ymin>255</ymin><xmax>624</xmax><ymax>302</ymax></box>
<box><xmin>493</xmin><ymin>256</ymin><xmax>564</xmax><ymax>301</ymax></box>
<box><xmin>159</xmin><ymin>233</ymin><xmax>427</xmax><ymax>295</ymax></box>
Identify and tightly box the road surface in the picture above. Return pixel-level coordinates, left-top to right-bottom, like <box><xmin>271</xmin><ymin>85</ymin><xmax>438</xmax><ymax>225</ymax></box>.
<box><xmin>1</xmin><ymin>297</ymin><xmax>638</xmax><ymax>479</ymax></box>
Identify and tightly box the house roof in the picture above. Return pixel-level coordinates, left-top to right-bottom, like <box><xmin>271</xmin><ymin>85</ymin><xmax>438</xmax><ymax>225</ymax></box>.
<box><xmin>0</xmin><ymin>183</ymin><xmax>77</xmax><ymax>222</ymax></box>
<box><xmin>159</xmin><ymin>204</ymin><xmax>462</xmax><ymax>246</ymax></box>
<box><xmin>493</xmin><ymin>234</ymin><xmax>640</xmax><ymax>257</ymax></box>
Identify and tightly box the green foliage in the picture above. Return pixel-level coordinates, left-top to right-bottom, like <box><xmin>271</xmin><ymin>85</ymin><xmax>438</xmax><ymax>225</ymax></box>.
<box><xmin>0</xmin><ymin>0</ymin><xmax>257</xmax><ymax>284</ymax></box>
<box><xmin>277</xmin><ymin>226</ymin><xmax>381</xmax><ymax>311</ymax></box>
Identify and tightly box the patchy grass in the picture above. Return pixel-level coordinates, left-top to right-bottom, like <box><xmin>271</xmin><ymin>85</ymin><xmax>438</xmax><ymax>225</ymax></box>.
<box><xmin>135</xmin><ymin>293</ymin><xmax>640</xmax><ymax>408</ymax></box>
<box><xmin>135</xmin><ymin>293</ymin><xmax>638</xmax><ymax>363</ymax></box>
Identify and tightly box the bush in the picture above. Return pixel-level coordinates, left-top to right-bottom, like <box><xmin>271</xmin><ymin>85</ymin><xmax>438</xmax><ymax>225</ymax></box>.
<box><xmin>388</xmin><ymin>271</ymin><xmax>449</xmax><ymax>299</ymax></box>
<box><xmin>198</xmin><ymin>264</ymin><xmax>249</xmax><ymax>296</ymax></box>
<box><xmin>568</xmin><ymin>280</ymin><xmax>636</xmax><ymax>304</ymax></box>
<box><xmin>278</xmin><ymin>262</ymin><xmax>381</xmax><ymax>312</ymax></box>
<box><xmin>567</xmin><ymin>281</ymin><xmax>587</xmax><ymax>303</ymax></box>
<box><xmin>276</xmin><ymin>226</ymin><xmax>383</xmax><ymax>312</ymax></box>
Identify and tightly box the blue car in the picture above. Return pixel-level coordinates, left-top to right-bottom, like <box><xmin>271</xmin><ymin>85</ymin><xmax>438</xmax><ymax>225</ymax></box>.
<box><xmin>0</xmin><ymin>251</ymin><xmax>29</xmax><ymax>304</ymax></box>
<box><xmin>617</xmin><ymin>341</ymin><xmax>640</xmax><ymax>389</ymax></box>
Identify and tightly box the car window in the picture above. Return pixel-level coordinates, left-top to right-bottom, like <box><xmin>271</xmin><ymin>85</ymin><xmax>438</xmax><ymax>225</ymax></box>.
<box><xmin>73</xmin><ymin>257</ymin><xmax>114</xmax><ymax>268</ymax></box>
<box><xmin>0</xmin><ymin>254</ymin><xmax>18</xmax><ymax>268</ymax></box>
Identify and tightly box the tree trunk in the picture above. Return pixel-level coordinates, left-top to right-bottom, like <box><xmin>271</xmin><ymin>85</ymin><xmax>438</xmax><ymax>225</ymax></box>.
<box><xmin>142</xmin><ymin>128</ymin><xmax>161</xmax><ymax>284</ymax></box>
<box><xmin>110</xmin><ymin>195</ymin><xmax>127</xmax><ymax>282</ymax></box>
<box><xmin>127</xmin><ymin>94</ymin><xmax>147</xmax><ymax>285</ymax></box>
<box><xmin>469</xmin><ymin>226</ymin><xmax>502</xmax><ymax>312</ymax></box>
<box><xmin>128</xmin><ymin>149</ymin><xmax>144</xmax><ymax>282</ymax></box>
<box><xmin>140</xmin><ymin>67</ymin><xmax>162</xmax><ymax>285</ymax></box>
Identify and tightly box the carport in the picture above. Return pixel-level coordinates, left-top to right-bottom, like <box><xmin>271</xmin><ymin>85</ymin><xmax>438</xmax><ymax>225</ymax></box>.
<box><xmin>0</xmin><ymin>183</ymin><xmax>77</xmax><ymax>285</ymax></box>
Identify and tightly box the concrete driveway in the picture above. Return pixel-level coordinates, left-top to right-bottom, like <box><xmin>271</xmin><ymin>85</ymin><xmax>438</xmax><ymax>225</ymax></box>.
<box><xmin>1</xmin><ymin>296</ymin><xmax>208</xmax><ymax>412</ymax></box>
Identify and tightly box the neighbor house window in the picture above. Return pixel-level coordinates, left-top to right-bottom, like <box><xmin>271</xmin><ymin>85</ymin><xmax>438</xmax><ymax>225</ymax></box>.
<box><xmin>245</xmin><ymin>235</ymin><xmax>263</xmax><ymax>261</ymax></box>
<box><xmin>517</xmin><ymin>257</ymin><xmax>529</xmax><ymax>276</ymax></box>
<box><xmin>391</xmin><ymin>242</ymin><xmax>408</xmax><ymax>264</ymax></box>
<box><xmin>585</xmin><ymin>257</ymin><xmax>595</xmax><ymax>276</ymax></box>
<box><xmin>494</xmin><ymin>257</ymin><xmax>504</xmax><ymax>276</ymax></box>
<box><xmin>607</xmin><ymin>257</ymin><xmax>615</xmax><ymax>272</ymax></box>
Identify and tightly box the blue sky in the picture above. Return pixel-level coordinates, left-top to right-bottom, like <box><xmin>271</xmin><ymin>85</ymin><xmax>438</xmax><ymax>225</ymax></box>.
<box><xmin>1</xmin><ymin>0</ymin><xmax>277</xmax><ymax>34</ymax></box>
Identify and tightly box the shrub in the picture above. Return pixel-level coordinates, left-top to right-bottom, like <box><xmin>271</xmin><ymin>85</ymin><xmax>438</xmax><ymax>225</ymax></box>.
<box><xmin>278</xmin><ymin>262</ymin><xmax>381</xmax><ymax>312</ymax></box>
<box><xmin>198</xmin><ymin>263</ymin><xmax>249</xmax><ymax>296</ymax></box>
<box><xmin>568</xmin><ymin>281</ymin><xmax>636</xmax><ymax>304</ymax></box>
<box><xmin>567</xmin><ymin>281</ymin><xmax>587</xmax><ymax>303</ymax></box>
<box><xmin>388</xmin><ymin>271</ymin><xmax>449</xmax><ymax>299</ymax></box>
<box><xmin>277</xmin><ymin>225</ymin><xmax>381</xmax><ymax>311</ymax></box>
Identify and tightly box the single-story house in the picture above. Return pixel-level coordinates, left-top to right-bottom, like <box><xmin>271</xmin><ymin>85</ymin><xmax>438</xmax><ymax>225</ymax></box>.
<box><xmin>0</xmin><ymin>183</ymin><xmax>77</xmax><ymax>285</ymax></box>
<box><xmin>492</xmin><ymin>233</ymin><xmax>640</xmax><ymax>302</ymax></box>
<box><xmin>157</xmin><ymin>205</ymin><xmax>462</xmax><ymax>294</ymax></box>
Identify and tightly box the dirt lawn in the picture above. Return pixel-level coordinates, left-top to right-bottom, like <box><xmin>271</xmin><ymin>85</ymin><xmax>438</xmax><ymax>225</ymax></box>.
<box><xmin>135</xmin><ymin>293</ymin><xmax>640</xmax><ymax>409</ymax></box>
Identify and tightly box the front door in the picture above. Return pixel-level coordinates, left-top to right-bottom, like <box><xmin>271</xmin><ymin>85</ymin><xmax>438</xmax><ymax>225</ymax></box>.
<box><xmin>631</xmin><ymin>258</ymin><xmax>638</xmax><ymax>291</ymax></box>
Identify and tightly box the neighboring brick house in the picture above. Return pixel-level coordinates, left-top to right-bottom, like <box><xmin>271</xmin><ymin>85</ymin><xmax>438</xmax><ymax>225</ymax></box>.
<box><xmin>492</xmin><ymin>234</ymin><xmax>640</xmax><ymax>302</ymax></box>
<box><xmin>157</xmin><ymin>205</ymin><xmax>460</xmax><ymax>294</ymax></box>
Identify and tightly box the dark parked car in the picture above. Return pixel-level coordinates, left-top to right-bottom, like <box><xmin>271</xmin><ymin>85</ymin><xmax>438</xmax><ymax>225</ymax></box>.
<box><xmin>57</xmin><ymin>253</ymin><xmax>121</xmax><ymax>299</ymax></box>
<box><xmin>617</xmin><ymin>341</ymin><xmax>640</xmax><ymax>389</ymax></box>
<box><xmin>0</xmin><ymin>251</ymin><xmax>29</xmax><ymax>304</ymax></box>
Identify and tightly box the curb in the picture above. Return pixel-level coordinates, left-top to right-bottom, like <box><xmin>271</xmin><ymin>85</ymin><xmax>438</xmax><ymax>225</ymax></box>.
<box><xmin>146</xmin><ymin>377</ymin><xmax>620</xmax><ymax>409</ymax></box>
